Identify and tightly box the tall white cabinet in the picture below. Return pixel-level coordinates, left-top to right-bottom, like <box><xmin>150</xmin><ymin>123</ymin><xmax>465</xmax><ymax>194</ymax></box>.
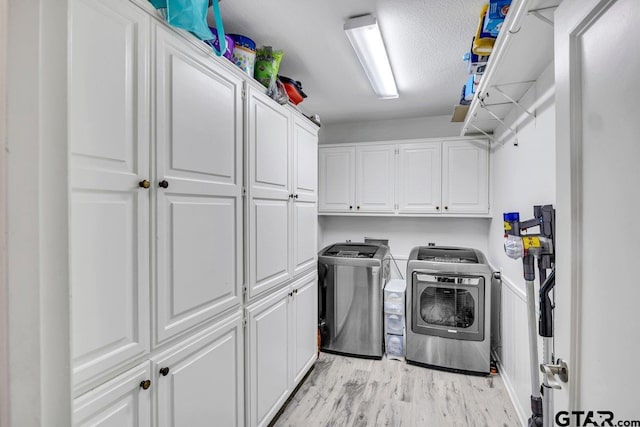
<box><xmin>68</xmin><ymin>0</ymin><xmax>318</xmax><ymax>426</ymax></box>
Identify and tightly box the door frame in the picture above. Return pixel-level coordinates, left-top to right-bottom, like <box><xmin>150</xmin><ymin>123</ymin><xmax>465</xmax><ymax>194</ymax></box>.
<box><xmin>554</xmin><ymin>0</ymin><xmax>619</xmax><ymax>413</ymax></box>
<box><xmin>0</xmin><ymin>0</ymin><xmax>8</xmax><ymax>424</ymax></box>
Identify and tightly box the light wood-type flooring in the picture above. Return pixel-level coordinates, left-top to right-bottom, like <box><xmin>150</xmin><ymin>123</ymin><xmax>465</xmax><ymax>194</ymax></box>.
<box><xmin>271</xmin><ymin>352</ymin><xmax>519</xmax><ymax>427</ymax></box>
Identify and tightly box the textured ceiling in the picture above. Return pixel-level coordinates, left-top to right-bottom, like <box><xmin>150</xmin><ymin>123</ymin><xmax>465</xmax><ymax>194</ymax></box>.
<box><xmin>211</xmin><ymin>0</ymin><xmax>488</xmax><ymax>124</ymax></box>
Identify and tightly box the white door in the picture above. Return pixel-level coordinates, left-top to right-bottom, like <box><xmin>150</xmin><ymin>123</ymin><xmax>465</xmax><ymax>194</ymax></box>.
<box><xmin>441</xmin><ymin>140</ymin><xmax>489</xmax><ymax>214</ymax></box>
<box><xmin>397</xmin><ymin>142</ymin><xmax>442</xmax><ymax>214</ymax></box>
<box><xmin>155</xmin><ymin>25</ymin><xmax>243</xmax><ymax>346</ymax></box>
<box><xmin>555</xmin><ymin>0</ymin><xmax>640</xmax><ymax>422</ymax></box>
<box><xmin>355</xmin><ymin>145</ymin><xmax>396</xmax><ymax>212</ymax></box>
<box><xmin>289</xmin><ymin>273</ymin><xmax>318</xmax><ymax>386</ymax></box>
<box><xmin>247</xmin><ymin>87</ymin><xmax>291</xmax><ymax>299</ymax></box>
<box><xmin>291</xmin><ymin>117</ymin><xmax>318</xmax><ymax>276</ymax></box>
<box><xmin>73</xmin><ymin>362</ymin><xmax>152</xmax><ymax>426</ymax></box>
<box><xmin>246</xmin><ymin>287</ymin><xmax>291</xmax><ymax>427</ymax></box>
<box><xmin>154</xmin><ymin>312</ymin><xmax>244</xmax><ymax>427</ymax></box>
<box><xmin>318</xmin><ymin>146</ymin><xmax>355</xmax><ymax>212</ymax></box>
<box><xmin>69</xmin><ymin>0</ymin><xmax>150</xmax><ymax>392</ymax></box>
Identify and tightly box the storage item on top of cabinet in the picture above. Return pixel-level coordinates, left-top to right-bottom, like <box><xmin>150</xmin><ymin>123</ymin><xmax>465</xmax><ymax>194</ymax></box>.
<box><xmin>318</xmin><ymin>138</ymin><xmax>489</xmax><ymax>216</ymax></box>
<box><xmin>70</xmin><ymin>0</ymin><xmax>243</xmax><ymax>397</ymax></box>
<box><xmin>245</xmin><ymin>272</ymin><xmax>318</xmax><ymax>427</ymax></box>
<box><xmin>246</xmin><ymin>87</ymin><xmax>319</xmax><ymax>300</ymax></box>
<box><xmin>318</xmin><ymin>144</ymin><xmax>396</xmax><ymax>213</ymax></box>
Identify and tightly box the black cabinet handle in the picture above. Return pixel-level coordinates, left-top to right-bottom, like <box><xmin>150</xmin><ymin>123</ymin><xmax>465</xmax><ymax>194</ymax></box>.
<box><xmin>138</xmin><ymin>180</ymin><xmax>150</xmax><ymax>189</ymax></box>
<box><xmin>357</xmin><ymin>206</ymin><xmax>360</xmax><ymax>210</ymax></box>
<box><xmin>349</xmin><ymin>205</ymin><xmax>353</xmax><ymax>210</ymax></box>
<box><xmin>294</xmin><ymin>194</ymin><xmax>298</xmax><ymax>199</ymax></box>
<box><xmin>159</xmin><ymin>367</ymin><xmax>170</xmax><ymax>376</ymax></box>
<box><xmin>159</xmin><ymin>180</ymin><xmax>169</xmax><ymax>189</ymax></box>
<box><xmin>444</xmin><ymin>206</ymin><xmax>449</xmax><ymax>210</ymax></box>
<box><xmin>140</xmin><ymin>380</ymin><xmax>151</xmax><ymax>390</ymax></box>
<box><xmin>436</xmin><ymin>206</ymin><xmax>440</xmax><ymax>210</ymax></box>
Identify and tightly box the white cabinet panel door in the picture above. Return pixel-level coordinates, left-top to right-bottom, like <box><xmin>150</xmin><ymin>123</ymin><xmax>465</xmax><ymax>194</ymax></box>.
<box><xmin>246</xmin><ymin>288</ymin><xmax>291</xmax><ymax>427</ymax></box>
<box><xmin>154</xmin><ymin>312</ymin><xmax>244</xmax><ymax>427</ymax></box>
<box><xmin>248</xmin><ymin>199</ymin><xmax>290</xmax><ymax>298</ymax></box>
<box><xmin>292</xmin><ymin>117</ymin><xmax>318</xmax><ymax>202</ymax></box>
<box><xmin>292</xmin><ymin>201</ymin><xmax>317</xmax><ymax>276</ymax></box>
<box><xmin>69</xmin><ymin>0</ymin><xmax>150</xmax><ymax>393</ymax></box>
<box><xmin>290</xmin><ymin>274</ymin><xmax>318</xmax><ymax>386</ymax></box>
<box><xmin>318</xmin><ymin>147</ymin><xmax>355</xmax><ymax>212</ymax></box>
<box><xmin>397</xmin><ymin>142</ymin><xmax>442</xmax><ymax>213</ymax></box>
<box><xmin>73</xmin><ymin>362</ymin><xmax>151</xmax><ymax>427</ymax></box>
<box><xmin>155</xmin><ymin>25</ymin><xmax>243</xmax><ymax>346</ymax></box>
<box><xmin>355</xmin><ymin>145</ymin><xmax>396</xmax><ymax>212</ymax></box>
<box><xmin>247</xmin><ymin>88</ymin><xmax>290</xmax><ymax>200</ymax></box>
<box><xmin>442</xmin><ymin>140</ymin><xmax>489</xmax><ymax>214</ymax></box>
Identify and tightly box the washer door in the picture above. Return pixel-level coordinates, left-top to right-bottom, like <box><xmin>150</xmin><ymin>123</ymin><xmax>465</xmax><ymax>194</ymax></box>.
<box><xmin>412</xmin><ymin>273</ymin><xmax>484</xmax><ymax>341</ymax></box>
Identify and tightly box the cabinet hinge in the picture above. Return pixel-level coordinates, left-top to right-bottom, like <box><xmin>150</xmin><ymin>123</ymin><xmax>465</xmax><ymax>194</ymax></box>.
<box><xmin>242</xmin><ymin>284</ymin><xmax>247</xmax><ymax>296</ymax></box>
<box><xmin>242</xmin><ymin>187</ymin><xmax>247</xmax><ymax>197</ymax></box>
<box><xmin>243</xmin><ymin>317</ymin><xmax>247</xmax><ymax>328</ymax></box>
<box><xmin>241</xmin><ymin>88</ymin><xmax>246</xmax><ymax>101</ymax></box>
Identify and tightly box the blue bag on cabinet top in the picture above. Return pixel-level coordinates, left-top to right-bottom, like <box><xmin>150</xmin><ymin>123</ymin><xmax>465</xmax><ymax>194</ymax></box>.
<box><xmin>166</xmin><ymin>0</ymin><xmax>213</xmax><ymax>41</ymax></box>
<box><xmin>149</xmin><ymin>0</ymin><xmax>167</xmax><ymax>8</ymax></box>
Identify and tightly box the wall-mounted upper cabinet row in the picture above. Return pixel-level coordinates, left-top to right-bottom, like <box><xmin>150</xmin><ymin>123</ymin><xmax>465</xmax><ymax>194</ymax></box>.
<box><xmin>318</xmin><ymin>139</ymin><xmax>490</xmax><ymax>216</ymax></box>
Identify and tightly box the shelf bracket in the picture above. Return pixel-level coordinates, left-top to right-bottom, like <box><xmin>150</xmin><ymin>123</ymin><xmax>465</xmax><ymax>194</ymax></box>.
<box><xmin>469</xmin><ymin>123</ymin><xmax>494</xmax><ymax>141</ymax></box>
<box><xmin>528</xmin><ymin>6</ymin><xmax>558</xmax><ymax>28</ymax></box>
<box><xmin>479</xmin><ymin>98</ymin><xmax>519</xmax><ymax>141</ymax></box>
<box><xmin>492</xmin><ymin>84</ymin><xmax>536</xmax><ymax>119</ymax></box>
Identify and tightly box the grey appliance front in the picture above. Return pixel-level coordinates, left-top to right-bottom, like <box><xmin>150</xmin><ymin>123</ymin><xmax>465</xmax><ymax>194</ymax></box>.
<box><xmin>318</xmin><ymin>243</ymin><xmax>389</xmax><ymax>359</ymax></box>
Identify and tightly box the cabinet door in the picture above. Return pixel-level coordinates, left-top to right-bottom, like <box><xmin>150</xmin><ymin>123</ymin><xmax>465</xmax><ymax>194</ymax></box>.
<box><xmin>292</xmin><ymin>117</ymin><xmax>318</xmax><ymax>202</ymax></box>
<box><xmin>155</xmin><ymin>25</ymin><xmax>243</xmax><ymax>345</ymax></box>
<box><xmin>355</xmin><ymin>145</ymin><xmax>396</xmax><ymax>212</ymax></box>
<box><xmin>247</xmin><ymin>88</ymin><xmax>291</xmax><ymax>299</ymax></box>
<box><xmin>154</xmin><ymin>311</ymin><xmax>244</xmax><ymax>427</ymax></box>
<box><xmin>397</xmin><ymin>142</ymin><xmax>442</xmax><ymax>213</ymax></box>
<box><xmin>246</xmin><ymin>287</ymin><xmax>291</xmax><ymax>427</ymax></box>
<box><xmin>291</xmin><ymin>117</ymin><xmax>318</xmax><ymax>276</ymax></box>
<box><xmin>69</xmin><ymin>0</ymin><xmax>151</xmax><ymax>392</ymax></box>
<box><xmin>442</xmin><ymin>140</ymin><xmax>489</xmax><ymax>214</ymax></box>
<box><xmin>290</xmin><ymin>273</ymin><xmax>318</xmax><ymax>386</ymax></box>
<box><xmin>318</xmin><ymin>147</ymin><xmax>355</xmax><ymax>212</ymax></box>
<box><xmin>73</xmin><ymin>362</ymin><xmax>152</xmax><ymax>427</ymax></box>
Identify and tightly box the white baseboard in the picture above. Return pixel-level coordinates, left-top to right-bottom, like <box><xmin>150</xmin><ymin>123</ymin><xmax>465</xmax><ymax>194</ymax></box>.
<box><xmin>493</xmin><ymin>350</ymin><xmax>528</xmax><ymax>427</ymax></box>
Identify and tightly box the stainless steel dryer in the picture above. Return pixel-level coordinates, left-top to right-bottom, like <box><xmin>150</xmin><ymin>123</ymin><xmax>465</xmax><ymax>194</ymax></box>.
<box><xmin>406</xmin><ymin>246</ymin><xmax>493</xmax><ymax>374</ymax></box>
<box><xmin>318</xmin><ymin>243</ymin><xmax>390</xmax><ymax>359</ymax></box>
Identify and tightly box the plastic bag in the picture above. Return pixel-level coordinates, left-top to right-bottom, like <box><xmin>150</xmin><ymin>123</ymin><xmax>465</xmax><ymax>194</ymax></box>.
<box><xmin>149</xmin><ymin>0</ymin><xmax>167</xmax><ymax>8</ymax></box>
<box><xmin>166</xmin><ymin>0</ymin><xmax>213</xmax><ymax>41</ymax></box>
<box><xmin>254</xmin><ymin>46</ymin><xmax>283</xmax><ymax>89</ymax></box>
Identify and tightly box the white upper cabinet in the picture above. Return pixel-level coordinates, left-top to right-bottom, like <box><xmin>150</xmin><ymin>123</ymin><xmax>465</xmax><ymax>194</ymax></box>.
<box><xmin>154</xmin><ymin>24</ymin><xmax>244</xmax><ymax>346</ymax></box>
<box><xmin>442</xmin><ymin>140</ymin><xmax>489</xmax><ymax>214</ymax></box>
<box><xmin>318</xmin><ymin>146</ymin><xmax>356</xmax><ymax>212</ymax></box>
<box><xmin>246</xmin><ymin>89</ymin><xmax>319</xmax><ymax>299</ymax></box>
<box><xmin>69</xmin><ymin>0</ymin><xmax>151</xmax><ymax>393</ymax></box>
<box><xmin>355</xmin><ymin>144</ymin><xmax>396</xmax><ymax>212</ymax></box>
<box><xmin>397</xmin><ymin>142</ymin><xmax>442</xmax><ymax>213</ymax></box>
<box><xmin>318</xmin><ymin>138</ymin><xmax>489</xmax><ymax>216</ymax></box>
<box><xmin>246</xmin><ymin>87</ymin><xmax>292</xmax><ymax>299</ymax></box>
<box><xmin>73</xmin><ymin>362</ymin><xmax>152</xmax><ymax>427</ymax></box>
<box><xmin>153</xmin><ymin>312</ymin><xmax>244</xmax><ymax>427</ymax></box>
<box><xmin>291</xmin><ymin>117</ymin><xmax>319</xmax><ymax>276</ymax></box>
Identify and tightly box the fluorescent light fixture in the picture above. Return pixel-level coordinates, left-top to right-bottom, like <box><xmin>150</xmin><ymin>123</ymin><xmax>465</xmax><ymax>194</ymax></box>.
<box><xmin>344</xmin><ymin>14</ymin><xmax>398</xmax><ymax>99</ymax></box>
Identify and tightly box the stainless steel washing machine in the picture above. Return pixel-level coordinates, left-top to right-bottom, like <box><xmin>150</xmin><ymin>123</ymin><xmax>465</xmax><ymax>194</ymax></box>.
<box><xmin>318</xmin><ymin>243</ymin><xmax>390</xmax><ymax>359</ymax></box>
<box><xmin>406</xmin><ymin>246</ymin><xmax>493</xmax><ymax>374</ymax></box>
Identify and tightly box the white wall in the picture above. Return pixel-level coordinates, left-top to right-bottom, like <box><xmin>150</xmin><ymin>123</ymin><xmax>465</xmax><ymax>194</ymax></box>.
<box><xmin>318</xmin><ymin>114</ymin><xmax>463</xmax><ymax>144</ymax></box>
<box><xmin>0</xmin><ymin>0</ymin><xmax>8</xmax><ymax>425</ymax></box>
<box><xmin>319</xmin><ymin>216</ymin><xmax>491</xmax><ymax>279</ymax></box>
<box><xmin>486</xmin><ymin>62</ymin><xmax>556</xmax><ymax>426</ymax></box>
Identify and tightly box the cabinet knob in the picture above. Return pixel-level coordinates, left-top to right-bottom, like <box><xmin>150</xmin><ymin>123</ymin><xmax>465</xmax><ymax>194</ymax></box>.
<box><xmin>349</xmin><ymin>206</ymin><xmax>353</xmax><ymax>210</ymax></box>
<box><xmin>444</xmin><ymin>206</ymin><xmax>449</xmax><ymax>210</ymax></box>
<box><xmin>289</xmin><ymin>194</ymin><xmax>294</xmax><ymax>199</ymax></box>
<box><xmin>294</xmin><ymin>194</ymin><xmax>298</xmax><ymax>199</ymax></box>
<box><xmin>293</xmin><ymin>288</ymin><xmax>298</xmax><ymax>294</ymax></box>
<box><xmin>159</xmin><ymin>367</ymin><xmax>170</xmax><ymax>376</ymax></box>
<box><xmin>159</xmin><ymin>180</ymin><xmax>169</xmax><ymax>189</ymax></box>
<box><xmin>140</xmin><ymin>380</ymin><xmax>151</xmax><ymax>390</ymax></box>
<box><xmin>436</xmin><ymin>206</ymin><xmax>440</xmax><ymax>210</ymax></box>
<box><xmin>138</xmin><ymin>179</ymin><xmax>150</xmax><ymax>189</ymax></box>
<box><xmin>288</xmin><ymin>291</ymin><xmax>293</xmax><ymax>297</ymax></box>
<box><xmin>357</xmin><ymin>206</ymin><xmax>360</xmax><ymax>210</ymax></box>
